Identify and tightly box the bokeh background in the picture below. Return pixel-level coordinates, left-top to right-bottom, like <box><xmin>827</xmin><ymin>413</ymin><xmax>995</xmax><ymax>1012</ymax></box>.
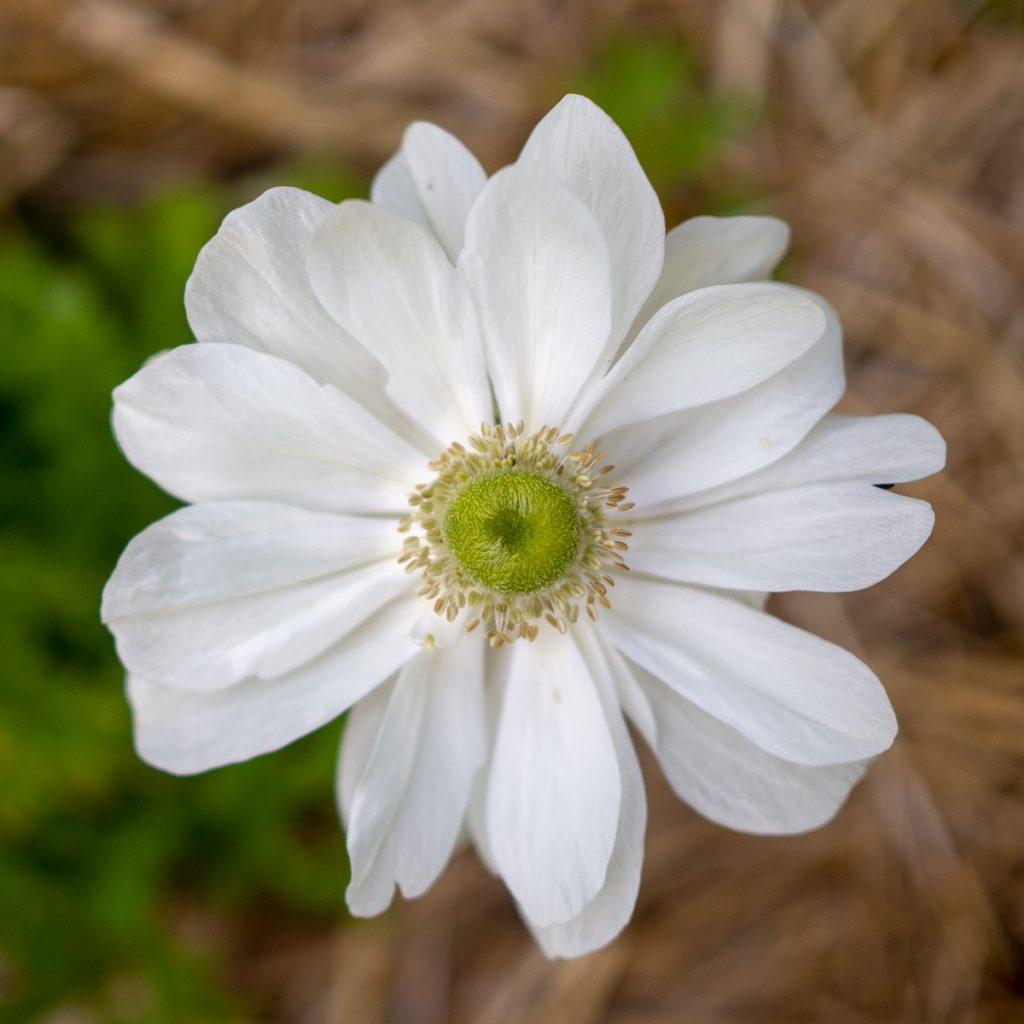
<box><xmin>2</xmin><ymin>0</ymin><xmax>1023</xmax><ymax>1021</ymax></box>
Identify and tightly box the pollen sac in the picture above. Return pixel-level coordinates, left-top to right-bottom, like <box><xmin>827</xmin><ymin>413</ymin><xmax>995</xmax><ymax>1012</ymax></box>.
<box><xmin>443</xmin><ymin>471</ymin><xmax>580</xmax><ymax>594</ymax></box>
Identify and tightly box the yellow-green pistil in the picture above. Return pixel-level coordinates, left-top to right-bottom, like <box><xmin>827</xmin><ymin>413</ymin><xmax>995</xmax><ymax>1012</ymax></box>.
<box><xmin>399</xmin><ymin>421</ymin><xmax>633</xmax><ymax>646</ymax></box>
<box><xmin>443</xmin><ymin>471</ymin><xmax>580</xmax><ymax>594</ymax></box>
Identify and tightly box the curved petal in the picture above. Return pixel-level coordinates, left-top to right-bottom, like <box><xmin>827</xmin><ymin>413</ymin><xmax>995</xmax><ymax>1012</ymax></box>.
<box><xmin>484</xmin><ymin>626</ymin><xmax>621</xmax><ymax>927</ymax></box>
<box><xmin>749</xmin><ymin>412</ymin><xmax>947</xmax><ymax>488</ymax></box>
<box><xmin>464</xmin><ymin>646</ymin><xmax>507</xmax><ymax>877</ymax></box>
<box><xmin>458</xmin><ymin>161</ymin><xmax>612</xmax><ymax>428</ymax></box>
<box><xmin>113</xmin><ymin>343</ymin><xmax>427</xmax><ymax>513</ymax></box>
<box><xmin>338</xmin><ymin>680</ymin><xmax>392</xmax><ymax>829</ymax></box>
<box><xmin>184</xmin><ymin>187</ymin><xmax>388</xmax><ymax>405</ymax></box>
<box><xmin>604</xmin><ymin>577</ymin><xmax>897</xmax><ymax>766</ymax></box>
<box><xmin>372</xmin><ymin>122</ymin><xmax>486</xmax><ymax>261</ymax></box>
<box><xmin>571</xmin><ymin>282</ymin><xmax>825</xmax><ymax>436</ymax></box>
<box><xmin>606</xmin><ymin>644</ymin><xmax>869</xmax><ymax>835</ymax></box>
<box><xmin>126</xmin><ymin>593</ymin><xmax>423</xmax><ymax>774</ymax></box>
<box><xmin>530</xmin><ymin>627</ymin><xmax>646</xmax><ymax>958</ymax></box>
<box><xmin>102</xmin><ymin>501</ymin><xmax>399</xmax><ymax>615</ymax></box>
<box><xmin>605</xmin><ymin>287</ymin><xmax>845</xmax><ymax>506</ymax></box>
<box><xmin>308</xmin><ymin>201</ymin><xmax>490</xmax><ymax>448</ymax></box>
<box><xmin>342</xmin><ymin>635</ymin><xmax>487</xmax><ymax>916</ymax></box>
<box><xmin>627</xmin><ymin>215</ymin><xmax>790</xmax><ymax>343</ymax></box>
<box><xmin>103</xmin><ymin>501</ymin><xmax>409</xmax><ymax>690</ymax></box>
<box><xmin>520</xmin><ymin>94</ymin><xmax>664</xmax><ymax>351</ymax></box>
<box><xmin>370</xmin><ymin>153</ymin><xmax>430</xmax><ymax>230</ymax></box>
<box><xmin>628</xmin><ymin>482</ymin><xmax>935</xmax><ymax>592</ymax></box>
<box><xmin>650</xmin><ymin>413</ymin><xmax>947</xmax><ymax>518</ymax></box>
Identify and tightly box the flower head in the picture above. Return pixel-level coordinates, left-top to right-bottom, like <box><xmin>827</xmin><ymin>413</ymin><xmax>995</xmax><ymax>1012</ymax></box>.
<box><xmin>102</xmin><ymin>95</ymin><xmax>945</xmax><ymax>957</ymax></box>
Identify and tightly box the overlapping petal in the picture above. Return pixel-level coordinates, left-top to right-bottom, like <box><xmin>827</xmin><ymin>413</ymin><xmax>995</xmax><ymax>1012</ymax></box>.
<box><xmin>520</xmin><ymin>94</ymin><xmax>664</xmax><ymax>351</ymax></box>
<box><xmin>113</xmin><ymin>343</ymin><xmax>427</xmax><ymax>512</ymax></box>
<box><xmin>651</xmin><ymin>412</ymin><xmax>946</xmax><ymax>518</ymax></box>
<box><xmin>607</xmin><ymin>644</ymin><xmax>869</xmax><ymax>835</ymax></box>
<box><xmin>628</xmin><ymin>215</ymin><xmax>790</xmax><ymax>343</ymax></box>
<box><xmin>604</xmin><ymin>287</ymin><xmax>845</xmax><ymax>505</ymax></box>
<box><xmin>369</xmin><ymin>154</ymin><xmax>427</xmax><ymax>228</ymax></box>
<box><xmin>308</xmin><ymin>201</ymin><xmax>491</xmax><ymax>448</ymax></box>
<box><xmin>337</xmin><ymin>679</ymin><xmax>392</xmax><ymax>828</ymax></box>
<box><xmin>372</xmin><ymin>122</ymin><xmax>487</xmax><ymax>260</ymax></box>
<box><xmin>604</xmin><ymin>577</ymin><xmax>897</xmax><ymax>766</ymax></box>
<box><xmin>528</xmin><ymin>628</ymin><xmax>645</xmax><ymax>958</ymax></box>
<box><xmin>185</xmin><ymin>187</ymin><xmax>388</xmax><ymax>404</ymax></box>
<box><xmin>628</xmin><ymin>482</ymin><xmax>934</xmax><ymax>592</ymax></box>
<box><xmin>102</xmin><ymin>501</ymin><xmax>410</xmax><ymax>690</ymax></box>
<box><xmin>753</xmin><ymin>412</ymin><xmax>947</xmax><ymax>488</ymax></box>
<box><xmin>464</xmin><ymin>647</ymin><xmax>506</xmax><ymax>877</ymax></box>
<box><xmin>126</xmin><ymin>593</ymin><xmax>422</xmax><ymax>774</ymax></box>
<box><xmin>341</xmin><ymin>637</ymin><xmax>487</xmax><ymax>915</ymax></box>
<box><xmin>484</xmin><ymin>627</ymin><xmax>621</xmax><ymax>927</ymax></box>
<box><xmin>570</xmin><ymin>282</ymin><xmax>826</xmax><ymax>436</ymax></box>
<box><xmin>459</xmin><ymin>161</ymin><xmax>613</xmax><ymax>427</ymax></box>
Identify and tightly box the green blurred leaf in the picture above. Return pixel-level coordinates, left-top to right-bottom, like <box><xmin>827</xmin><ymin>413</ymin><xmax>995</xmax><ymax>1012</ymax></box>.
<box><xmin>568</xmin><ymin>34</ymin><xmax>754</xmax><ymax>194</ymax></box>
<box><xmin>0</xmin><ymin>167</ymin><xmax>363</xmax><ymax>1022</ymax></box>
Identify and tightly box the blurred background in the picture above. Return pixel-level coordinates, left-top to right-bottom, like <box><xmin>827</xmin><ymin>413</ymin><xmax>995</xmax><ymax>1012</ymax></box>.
<box><xmin>1</xmin><ymin>0</ymin><xmax>1023</xmax><ymax>1021</ymax></box>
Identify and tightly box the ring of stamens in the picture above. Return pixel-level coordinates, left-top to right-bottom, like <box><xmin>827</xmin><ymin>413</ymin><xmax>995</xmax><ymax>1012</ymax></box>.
<box><xmin>397</xmin><ymin>421</ymin><xmax>634</xmax><ymax>647</ymax></box>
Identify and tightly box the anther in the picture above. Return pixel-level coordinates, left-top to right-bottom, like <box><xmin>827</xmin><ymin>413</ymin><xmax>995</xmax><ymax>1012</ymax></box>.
<box><xmin>401</xmin><ymin>421</ymin><xmax>635</xmax><ymax>643</ymax></box>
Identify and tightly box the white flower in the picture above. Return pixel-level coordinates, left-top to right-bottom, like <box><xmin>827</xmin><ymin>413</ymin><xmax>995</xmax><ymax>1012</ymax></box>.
<box><xmin>102</xmin><ymin>95</ymin><xmax>945</xmax><ymax>958</ymax></box>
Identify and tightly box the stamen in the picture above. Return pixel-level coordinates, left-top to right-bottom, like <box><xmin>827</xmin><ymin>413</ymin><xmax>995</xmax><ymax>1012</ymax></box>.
<box><xmin>399</xmin><ymin>422</ymin><xmax>634</xmax><ymax>646</ymax></box>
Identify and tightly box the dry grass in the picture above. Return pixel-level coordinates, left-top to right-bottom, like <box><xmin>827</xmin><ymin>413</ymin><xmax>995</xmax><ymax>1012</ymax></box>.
<box><xmin>3</xmin><ymin>1</ymin><xmax>1023</xmax><ymax>1020</ymax></box>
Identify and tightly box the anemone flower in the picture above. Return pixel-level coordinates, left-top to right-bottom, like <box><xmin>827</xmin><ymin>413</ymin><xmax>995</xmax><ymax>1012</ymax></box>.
<box><xmin>102</xmin><ymin>95</ymin><xmax>944</xmax><ymax>957</ymax></box>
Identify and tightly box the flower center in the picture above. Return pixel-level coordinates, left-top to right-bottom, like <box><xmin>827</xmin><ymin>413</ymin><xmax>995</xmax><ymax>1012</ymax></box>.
<box><xmin>399</xmin><ymin>422</ymin><xmax>634</xmax><ymax>647</ymax></box>
<box><xmin>443</xmin><ymin>471</ymin><xmax>580</xmax><ymax>594</ymax></box>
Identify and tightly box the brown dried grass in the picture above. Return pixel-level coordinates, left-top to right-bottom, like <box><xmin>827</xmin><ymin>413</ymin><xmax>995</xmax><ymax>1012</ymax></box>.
<box><xmin>4</xmin><ymin>1</ymin><xmax>1023</xmax><ymax>1020</ymax></box>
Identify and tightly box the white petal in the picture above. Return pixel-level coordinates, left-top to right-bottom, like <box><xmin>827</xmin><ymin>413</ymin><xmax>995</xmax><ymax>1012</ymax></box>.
<box><xmin>604</xmin><ymin>577</ymin><xmax>896</xmax><ymax>766</ymax></box>
<box><xmin>572</xmin><ymin>283</ymin><xmax>826</xmax><ymax>436</ymax></box>
<box><xmin>127</xmin><ymin>594</ymin><xmax>422</xmax><ymax>774</ymax></box>
<box><xmin>337</xmin><ymin>679</ymin><xmax>393</xmax><ymax>828</ymax></box>
<box><xmin>520</xmin><ymin>94</ymin><xmax>664</xmax><ymax>350</ymax></box>
<box><xmin>372</xmin><ymin>125</ymin><xmax>486</xmax><ymax>260</ymax></box>
<box><xmin>629</xmin><ymin>482</ymin><xmax>935</xmax><ymax>592</ymax></box>
<box><xmin>465</xmin><ymin>646</ymin><xmax>508</xmax><ymax>877</ymax></box>
<box><xmin>370</xmin><ymin>153</ymin><xmax>430</xmax><ymax>229</ymax></box>
<box><xmin>103</xmin><ymin>501</ymin><xmax>408</xmax><ymax>690</ymax></box>
<box><xmin>401</xmin><ymin>122</ymin><xmax>487</xmax><ymax>260</ymax></box>
<box><xmin>606</xmin><ymin>287</ymin><xmax>844</xmax><ymax>505</ymax></box>
<box><xmin>530</xmin><ymin>628</ymin><xmax>646</xmax><ymax>958</ymax></box>
<box><xmin>343</xmin><ymin>636</ymin><xmax>487</xmax><ymax>916</ymax></box>
<box><xmin>410</xmin><ymin>604</ymin><xmax>474</xmax><ymax>650</ymax></box>
<box><xmin>185</xmin><ymin>187</ymin><xmax>388</xmax><ymax>403</ymax></box>
<box><xmin>602</xmin><ymin>633</ymin><xmax>660</xmax><ymax>750</ymax></box>
<box><xmin>308</xmin><ymin>201</ymin><xmax>490</xmax><ymax>447</ymax></box>
<box><xmin>613</xmin><ymin>650</ymin><xmax>868</xmax><ymax>835</ymax></box>
<box><xmin>652</xmin><ymin>413</ymin><xmax>946</xmax><ymax>518</ymax></box>
<box><xmin>102</xmin><ymin>502</ymin><xmax>397</xmax><ymax>615</ymax></box>
<box><xmin>753</xmin><ymin>412</ymin><xmax>948</xmax><ymax>487</ymax></box>
<box><xmin>458</xmin><ymin>161</ymin><xmax>612</xmax><ymax>428</ymax></box>
<box><xmin>629</xmin><ymin>215</ymin><xmax>790</xmax><ymax>341</ymax></box>
<box><xmin>485</xmin><ymin>627</ymin><xmax>621</xmax><ymax>927</ymax></box>
<box><xmin>113</xmin><ymin>343</ymin><xmax>427</xmax><ymax>513</ymax></box>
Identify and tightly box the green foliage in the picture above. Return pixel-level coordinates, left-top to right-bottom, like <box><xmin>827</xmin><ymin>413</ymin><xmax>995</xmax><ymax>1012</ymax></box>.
<box><xmin>0</xmin><ymin>176</ymin><xmax>359</xmax><ymax>1022</ymax></box>
<box><xmin>569</xmin><ymin>34</ymin><xmax>753</xmax><ymax>195</ymax></box>
<box><xmin>983</xmin><ymin>0</ymin><xmax>1024</xmax><ymax>26</ymax></box>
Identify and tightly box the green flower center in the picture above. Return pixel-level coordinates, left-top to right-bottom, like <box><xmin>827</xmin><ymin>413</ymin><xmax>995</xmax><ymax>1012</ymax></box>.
<box><xmin>399</xmin><ymin>421</ymin><xmax>632</xmax><ymax>646</ymax></box>
<box><xmin>442</xmin><ymin>471</ymin><xmax>580</xmax><ymax>594</ymax></box>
